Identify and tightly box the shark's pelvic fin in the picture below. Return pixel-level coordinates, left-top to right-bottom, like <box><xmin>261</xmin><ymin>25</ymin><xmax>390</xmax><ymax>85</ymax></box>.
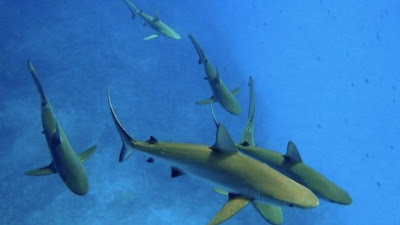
<box><xmin>171</xmin><ymin>166</ymin><xmax>185</xmax><ymax>178</ymax></box>
<box><xmin>25</xmin><ymin>162</ymin><xmax>57</xmax><ymax>176</ymax></box>
<box><xmin>143</xmin><ymin>33</ymin><xmax>159</xmax><ymax>40</ymax></box>
<box><xmin>252</xmin><ymin>202</ymin><xmax>283</xmax><ymax>225</ymax></box>
<box><xmin>208</xmin><ymin>194</ymin><xmax>251</xmax><ymax>225</ymax></box>
<box><xmin>284</xmin><ymin>141</ymin><xmax>303</xmax><ymax>164</ymax></box>
<box><xmin>211</xmin><ymin>124</ymin><xmax>237</xmax><ymax>154</ymax></box>
<box><xmin>196</xmin><ymin>96</ymin><xmax>216</xmax><ymax>105</ymax></box>
<box><xmin>231</xmin><ymin>87</ymin><xmax>240</xmax><ymax>96</ymax></box>
<box><xmin>78</xmin><ymin>145</ymin><xmax>97</xmax><ymax>163</ymax></box>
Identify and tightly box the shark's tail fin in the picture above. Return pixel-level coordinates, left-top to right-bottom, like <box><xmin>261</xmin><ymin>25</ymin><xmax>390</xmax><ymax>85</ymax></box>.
<box><xmin>123</xmin><ymin>0</ymin><xmax>139</xmax><ymax>19</ymax></box>
<box><xmin>240</xmin><ymin>76</ymin><xmax>255</xmax><ymax>146</ymax></box>
<box><xmin>27</xmin><ymin>60</ymin><xmax>47</xmax><ymax>101</ymax></box>
<box><xmin>107</xmin><ymin>88</ymin><xmax>136</xmax><ymax>162</ymax></box>
<box><xmin>188</xmin><ymin>34</ymin><xmax>207</xmax><ymax>63</ymax></box>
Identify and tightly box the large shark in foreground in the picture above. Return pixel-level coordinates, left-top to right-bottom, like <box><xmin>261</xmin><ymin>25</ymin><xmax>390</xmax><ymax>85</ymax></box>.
<box><xmin>25</xmin><ymin>60</ymin><xmax>97</xmax><ymax>196</ymax></box>
<box><xmin>123</xmin><ymin>0</ymin><xmax>181</xmax><ymax>40</ymax></box>
<box><xmin>188</xmin><ymin>34</ymin><xmax>241</xmax><ymax>115</ymax></box>
<box><xmin>237</xmin><ymin>76</ymin><xmax>352</xmax><ymax>206</ymax></box>
<box><xmin>108</xmin><ymin>90</ymin><xmax>319</xmax><ymax>224</ymax></box>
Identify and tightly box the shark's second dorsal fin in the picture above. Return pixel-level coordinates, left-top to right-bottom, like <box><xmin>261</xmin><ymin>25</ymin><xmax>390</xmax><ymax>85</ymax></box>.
<box><xmin>153</xmin><ymin>9</ymin><xmax>160</xmax><ymax>22</ymax></box>
<box><xmin>208</xmin><ymin>194</ymin><xmax>251</xmax><ymax>225</ymax></box>
<box><xmin>146</xmin><ymin>136</ymin><xmax>158</xmax><ymax>144</ymax></box>
<box><xmin>284</xmin><ymin>141</ymin><xmax>302</xmax><ymax>164</ymax></box>
<box><xmin>211</xmin><ymin>124</ymin><xmax>237</xmax><ymax>154</ymax></box>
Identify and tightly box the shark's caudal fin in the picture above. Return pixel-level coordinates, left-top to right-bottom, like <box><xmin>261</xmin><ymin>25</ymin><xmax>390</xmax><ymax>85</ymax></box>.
<box><xmin>188</xmin><ymin>34</ymin><xmax>207</xmax><ymax>62</ymax></box>
<box><xmin>240</xmin><ymin>76</ymin><xmax>255</xmax><ymax>146</ymax></box>
<box><xmin>25</xmin><ymin>162</ymin><xmax>56</xmax><ymax>176</ymax></box>
<box><xmin>78</xmin><ymin>145</ymin><xmax>97</xmax><ymax>163</ymax></box>
<box><xmin>107</xmin><ymin>88</ymin><xmax>136</xmax><ymax>162</ymax></box>
<box><xmin>123</xmin><ymin>0</ymin><xmax>139</xmax><ymax>19</ymax></box>
<box><xmin>27</xmin><ymin>60</ymin><xmax>46</xmax><ymax>101</ymax></box>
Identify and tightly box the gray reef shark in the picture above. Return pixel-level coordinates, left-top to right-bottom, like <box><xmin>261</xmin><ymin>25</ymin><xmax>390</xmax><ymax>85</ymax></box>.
<box><xmin>237</xmin><ymin>76</ymin><xmax>352</xmax><ymax>206</ymax></box>
<box><xmin>123</xmin><ymin>0</ymin><xmax>181</xmax><ymax>40</ymax></box>
<box><xmin>25</xmin><ymin>60</ymin><xmax>96</xmax><ymax>196</ymax></box>
<box><xmin>188</xmin><ymin>34</ymin><xmax>241</xmax><ymax>115</ymax></box>
<box><xmin>108</xmin><ymin>89</ymin><xmax>318</xmax><ymax>225</ymax></box>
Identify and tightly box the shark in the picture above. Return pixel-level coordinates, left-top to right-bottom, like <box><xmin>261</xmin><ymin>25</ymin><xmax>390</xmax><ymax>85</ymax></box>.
<box><xmin>188</xmin><ymin>34</ymin><xmax>241</xmax><ymax>115</ymax></box>
<box><xmin>108</xmin><ymin>89</ymin><xmax>319</xmax><ymax>224</ymax></box>
<box><xmin>237</xmin><ymin>76</ymin><xmax>352</xmax><ymax>206</ymax></box>
<box><xmin>122</xmin><ymin>0</ymin><xmax>181</xmax><ymax>40</ymax></box>
<box><xmin>25</xmin><ymin>60</ymin><xmax>97</xmax><ymax>196</ymax></box>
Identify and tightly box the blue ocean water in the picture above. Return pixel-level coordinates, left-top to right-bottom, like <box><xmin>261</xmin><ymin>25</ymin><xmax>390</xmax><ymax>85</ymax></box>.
<box><xmin>1</xmin><ymin>0</ymin><xmax>399</xmax><ymax>224</ymax></box>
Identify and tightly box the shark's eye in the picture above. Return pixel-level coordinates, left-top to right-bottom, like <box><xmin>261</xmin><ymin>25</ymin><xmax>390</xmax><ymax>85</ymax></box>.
<box><xmin>289</xmin><ymin>204</ymin><xmax>294</xmax><ymax>207</ymax></box>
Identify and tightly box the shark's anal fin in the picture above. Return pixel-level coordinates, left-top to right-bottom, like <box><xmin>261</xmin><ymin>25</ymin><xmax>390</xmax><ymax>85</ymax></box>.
<box><xmin>25</xmin><ymin>162</ymin><xmax>56</xmax><ymax>176</ymax></box>
<box><xmin>208</xmin><ymin>194</ymin><xmax>251</xmax><ymax>225</ymax></box>
<box><xmin>284</xmin><ymin>141</ymin><xmax>302</xmax><ymax>164</ymax></box>
<box><xmin>253</xmin><ymin>202</ymin><xmax>283</xmax><ymax>225</ymax></box>
<box><xmin>171</xmin><ymin>166</ymin><xmax>185</xmax><ymax>178</ymax></box>
<box><xmin>211</xmin><ymin>124</ymin><xmax>238</xmax><ymax>154</ymax></box>
<box><xmin>143</xmin><ymin>33</ymin><xmax>159</xmax><ymax>40</ymax></box>
<box><xmin>196</xmin><ymin>96</ymin><xmax>216</xmax><ymax>105</ymax></box>
<box><xmin>78</xmin><ymin>145</ymin><xmax>97</xmax><ymax>163</ymax></box>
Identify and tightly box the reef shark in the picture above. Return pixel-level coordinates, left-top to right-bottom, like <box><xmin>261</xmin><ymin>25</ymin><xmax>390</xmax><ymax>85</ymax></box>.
<box><xmin>123</xmin><ymin>0</ymin><xmax>181</xmax><ymax>40</ymax></box>
<box><xmin>108</xmin><ymin>90</ymin><xmax>319</xmax><ymax>225</ymax></box>
<box><xmin>188</xmin><ymin>34</ymin><xmax>241</xmax><ymax>115</ymax></box>
<box><xmin>25</xmin><ymin>60</ymin><xmax>96</xmax><ymax>196</ymax></box>
<box><xmin>237</xmin><ymin>76</ymin><xmax>352</xmax><ymax>206</ymax></box>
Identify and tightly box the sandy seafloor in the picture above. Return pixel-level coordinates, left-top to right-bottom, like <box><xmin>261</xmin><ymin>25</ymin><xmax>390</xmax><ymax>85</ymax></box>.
<box><xmin>0</xmin><ymin>0</ymin><xmax>399</xmax><ymax>224</ymax></box>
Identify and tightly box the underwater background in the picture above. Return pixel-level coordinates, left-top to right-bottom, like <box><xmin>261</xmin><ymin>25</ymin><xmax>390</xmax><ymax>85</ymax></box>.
<box><xmin>1</xmin><ymin>0</ymin><xmax>399</xmax><ymax>224</ymax></box>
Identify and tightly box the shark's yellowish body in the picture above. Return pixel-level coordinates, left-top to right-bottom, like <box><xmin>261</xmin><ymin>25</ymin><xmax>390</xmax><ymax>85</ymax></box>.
<box><xmin>25</xmin><ymin>60</ymin><xmax>96</xmax><ymax>195</ymax></box>
<box><xmin>238</xmin><ymin>76</ymin><xmax>352</xmax><ymax>206</ymax></box>
<box><xmin>188</xmin><ymin>34</ymin><xmax>241</xmax><ymax>115</ymax></box>
<box><xmin>123</xmin><ymin>0</ymin><xmax>181</xmax><ymax>40</ymax></box>
<box><xmin>108</xmin><ymin>90</ymin><xmax>318</xmax><ymax>224</ymax></box>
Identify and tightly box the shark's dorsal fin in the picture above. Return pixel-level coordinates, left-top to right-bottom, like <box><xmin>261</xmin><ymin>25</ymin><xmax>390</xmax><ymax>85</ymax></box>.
<box><xmin>208</xmin><ymin>194</ymin><xmax>251</xmax><ymax>225</ymax></box>
<box><xmin>49</xmin><ymin>123</ymin><xmax>62</xmax><ymax>149</ymax></box>
<box><xmin>211</xmin><ymin>124</ymin><xmax>237</xmax><ymax>154</ymax></box>
<box><xmin>146</xmin><ymin>136</ymin><xmax>158</xmax><ymax>144</ymax></box>
<box><xmin>252</xmin><ymin>202</ymin><xmax>283</xmax><ymax>225</ymax></box>
<box><xmin>25</xmin><ymin>162</ymin><xmax>57</xmax><ymax>176</ymax></box>
<box><xmin>284</xmin><ymin>141</ymin><xmax>302</xmax><ymax>163</ymax></box>
<box><xmin>171</xmin><ymin>166</ymin><xmax>185</xmax><ymax>178</ymax></box>
<box><xmin>153</xmin><ymin>9</ymin><xmax>160</xmax><ymax>22</ymax></box>
<box><xmin>146</xmin><ymin>157</ymin><xmax>154</xmax><ymax>163</ymax></box>
<box><xmin>78</xmin><ymin>145</ymin><xmax>97</xmax><ymax>163</ymax></box>
<box><xmin>212</xmin><ymin>69</ymin><xmax>221</xmax><ymax>85</ymax></box>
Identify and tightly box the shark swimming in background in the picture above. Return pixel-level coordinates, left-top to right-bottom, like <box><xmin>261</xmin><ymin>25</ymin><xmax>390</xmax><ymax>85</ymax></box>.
<box><xmin>122</xmin><ymin>0</ymin><xmax>181</xmax><ymax>40</ymax></box>
<box><xmin>25</xmin><ymin>60</ymin><xmax>97</xmax><ymax>196</ymax></box>
<box><xmin>108</xmin><ymin>89</ymin><xmax>319</xmax><ymax>225</ymax></box>
<box><xmin>237</xmin><ymin>76</ymin><xmax>352</xmax><ymax>206</ymax></box>
<box><xmin>188</xmin><ymin>34</ymin><xmax>241</xmax><ymax>115</ymax></box>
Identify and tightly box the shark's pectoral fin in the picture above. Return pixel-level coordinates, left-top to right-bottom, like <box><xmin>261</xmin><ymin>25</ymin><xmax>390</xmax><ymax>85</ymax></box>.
<box><xmin>213</xmin><ymin>188</ymin><xmax>229</xmax><ymax>196</ymax></box>
<box><xmin>284</xmin><ymin>141</ymin><xmax>302</xmax><ymax>164</ymax></box>
<box><xmin>171</xmin><ymin>166</ymin><xmax>185</xmax><ymax>178</ymax></box>
<box><xmin>143</xmin><ymin>33</ymin><xmax>159</xmax><ymax>40</ymax></box>
<box><xmin>211</xmin><ymin>124</ymin><xmax>238</xmax><ymax>154</ymax></box>
<box><xmin>25</xmin><ymin>162</ymin><xmax>56</xmax><ymax>176</ymax></box>
<box><xmin>78</xmin><ymin>145</ymin><xmax>97</xmax><ymax>163</ymax></box>
<box><xmin>231</xmin><ymin>87</ymin><xmax>240</xmax><ymax>95</ymax></box>
<box><xmin>208</xmin><ymin>194</ymin><xmax>251</xmax><ymax>225</ymax></box>
<box><xmin>252</xmin><ymin>202</ymin><xmax>283</xmax><ymax>225</ymax></box>
<box><xmin>196</xmin><ymin>96</ymin><xmax>216</xmax><ymax>105</ymax></box>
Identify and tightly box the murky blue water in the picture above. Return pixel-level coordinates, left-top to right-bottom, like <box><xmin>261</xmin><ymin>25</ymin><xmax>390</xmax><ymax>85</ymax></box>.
<box><xmin>1</xmin><ymin>0</ymin><xmax>399</xmax><ymax>224</ymax></box>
